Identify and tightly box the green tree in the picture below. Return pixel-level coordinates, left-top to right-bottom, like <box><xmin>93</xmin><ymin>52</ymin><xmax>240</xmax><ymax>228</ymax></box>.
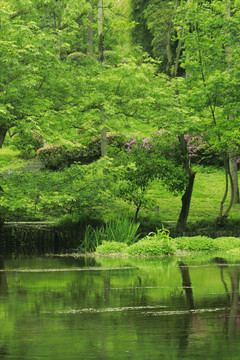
<box><xmin>113</xmin><ymin>133</ymin><xmax>187</xmax><ymax>221</ymax></box>
<box><xmin>175</xmin><ymin>0</ymin><xmax>240</xmax><ymax>225</ymax></box>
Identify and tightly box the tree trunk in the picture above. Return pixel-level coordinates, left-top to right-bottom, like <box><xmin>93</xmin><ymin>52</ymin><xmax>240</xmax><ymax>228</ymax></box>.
<box><xmin>166</xmin><ymin>30</ymin><xmax>172</xmax><ymax>75</ymax></box>
<box><xmin>215</xmin><ymin>154</ymin><xmax>234</xmax><ymax>227</ymax></box>
<box><xmin>173</xmin><ymin>28</ymin><xmax>184</xmax><ymax>78</ymax></box>
<box><xmin>0</xmin><ymin>127</ymin><xmax>8</xmax><ymax>148</ymax></box>
<box><xmin>176</xmin><ymin>134</ymin><xmax>196</xmax><ymax>235</ymax></box>
<box><xmin>176</xmin><ymin>171</ymin><xmax>196</xmax><ymax>235</ymax></box>
<box><xmin>134</xmin><ymin>201</ymin><xmax>142</xmax><ymax>222</ymax></box>
<box><xmin>98</xmin><ymin>0</ymin><xmax>104</xmax><ymax>63</ymax></box>
<box><xmin>101</xmin><ymin>126</ymin><xmax>107</xmax><ymax>157</ymax></box>
<box><xmin>98</xmin><ymin>0</ymin><xmax>107</xmax><ymax>156</ymax></box>
<box><xmin>225</xmin><ymin>5</ymin><xmax>239</xmax><ymax>204</ymax></box>
<box><xmin>87</xmin><ymin>2</ymin><xmax>94</xmax><ymax>57</ymax></box>
<box><xmin>229</xmin><ymin>149</ymin><xmax>239</xmax><ymax>204</ymax></box>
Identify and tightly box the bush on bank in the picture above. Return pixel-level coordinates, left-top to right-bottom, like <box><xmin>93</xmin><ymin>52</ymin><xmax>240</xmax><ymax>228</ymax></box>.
<box><xmin>94</xmin><ymin>234</ymin><xmax>240</xmax><ymax>256</ymax></box>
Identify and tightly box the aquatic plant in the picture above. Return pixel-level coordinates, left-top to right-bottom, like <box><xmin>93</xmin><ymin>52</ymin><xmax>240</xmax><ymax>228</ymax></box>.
<box><xmin>82</xmin><ymin>218</ymin><xmax>140</xmax><ymax>252</ymax></box>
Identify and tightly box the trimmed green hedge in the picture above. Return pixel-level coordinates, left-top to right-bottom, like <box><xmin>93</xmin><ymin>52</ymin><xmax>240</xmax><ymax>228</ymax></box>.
<box><xmin>36</xmin><ymin>133</ymin><xmax>125</xmax><ymax>170</ymax></box>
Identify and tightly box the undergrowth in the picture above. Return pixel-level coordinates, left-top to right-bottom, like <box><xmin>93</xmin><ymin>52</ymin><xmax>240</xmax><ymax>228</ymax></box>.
<box><xmin>94</xmin><ymin>231</ymin><xmax>240</xmax><ymax>256</ymax></box>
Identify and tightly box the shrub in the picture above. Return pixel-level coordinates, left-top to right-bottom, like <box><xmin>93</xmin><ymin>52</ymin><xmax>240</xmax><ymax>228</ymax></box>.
<box><xmin>37</xmin><ymin>133</ymin><xmax>125</xmax><ymax>170</ymax></box>
<box><xmin>174</xmin><ymin>236</ymin><xmax>219</xmax><ymax>251</ymax></box>
<box><xmin>212</xmin><ymin>237</ymin><xmax>240</xmax><ymax>251</ymax></box>
<box><xmin>36</xmin><ymin>144</ymin><xmax>71</xmax><ymax>170</ymax></box>
<box><xmin>95</xmin><ymin>241</ymin><xmax>128</xmax><ymax>254</ymax></box>
<box><xmin>127</xmin><ymin>238</ymin><xmax>176</xmax><ymax>256</ymax></box>
<box><xmin>127</xmin><ymin>227</ymin><xmax>176</xmax><ymax>256</ymax></box>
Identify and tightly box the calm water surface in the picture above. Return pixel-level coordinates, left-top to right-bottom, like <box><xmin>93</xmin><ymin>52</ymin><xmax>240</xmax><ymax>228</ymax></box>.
<box><xmin>0</xmin><ymin>255</ymin><xmax>240</xmax><ymax>359</ymax></box>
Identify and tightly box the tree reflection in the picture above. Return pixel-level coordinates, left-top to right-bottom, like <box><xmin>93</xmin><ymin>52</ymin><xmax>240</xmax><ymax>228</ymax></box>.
<box><xmin>228</xmin><ymin>269</ymin><xmax>239</xmax><ymax>338</ymax></box>
<box><xmin>178</xmin><ymin>261</ymin><xmax>194</xmax><ymax>310</ymax></box>
<box><xmin>0</xmin><ymin>257</ymin><xmax>8</xmax><ymax>294</ymax></box>
<box><xmin>177</xmin><ymin>261</ymin><xmax>194</xmax><ymax>357</ymax></box>
<box><xmin>213</xmin><ymin>257</ymin><xmax>240</xmax><ymax>340</ymax></box>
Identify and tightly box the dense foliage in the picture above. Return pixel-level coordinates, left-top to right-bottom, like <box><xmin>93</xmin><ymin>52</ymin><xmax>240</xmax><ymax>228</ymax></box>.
<box><xmin>1</xmin><ymin>0</ymin><xmax>240</xmax><ymax>245</ymax></box>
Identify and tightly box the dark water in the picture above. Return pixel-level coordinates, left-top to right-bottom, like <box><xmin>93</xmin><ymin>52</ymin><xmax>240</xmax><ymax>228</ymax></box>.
<box><xmin>0</xmin><ymin>255</ymin><xmax>240</xmax><ymax>359</ymax></box>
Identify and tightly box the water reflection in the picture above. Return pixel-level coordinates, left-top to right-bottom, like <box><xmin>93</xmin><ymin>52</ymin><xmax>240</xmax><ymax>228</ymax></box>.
<box><xmin>0</xmin><ymin>257</ymin><xmax>8</xmax><ymax>294</ymax></box>
<box><xmin>177</xmin><ymin>262</ymin><xmax>194</xmax><ymax>357</ymax></box>
<box><xmin>213</xmin><ymin>257</ymin><xmax>240</xmax><ymax>341</ymax></box>
<box><xmin>178</xmin><ymin>261</ymin><xmax>194</xmax><ymax>310</ymax></box>
<box><xmin>1</xmin><ymin>256</ymin><xmax>240</xmax><ymax>359</ymax></box>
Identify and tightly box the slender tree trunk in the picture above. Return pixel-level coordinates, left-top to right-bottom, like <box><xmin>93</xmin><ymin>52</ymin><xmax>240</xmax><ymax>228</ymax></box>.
<box><xmin>100</xmin><ymin>125</ymin><xmax>107</xmax><ymax>157</ymax></box>
<box><xmin>215</xmin><ymin>154</ymin><xmax>234</xmax><ymax>226</ymax></box>
<box><xmin>166</xmin><ymin>30</ymin><xmax>172</xmax><ymax>75</ymax></box>
<box><xmin>98</xmin><ymin>0</ymin><xmax>107</xmax><ymax>156</ymax></box>
<box><xmin>225</xmin><ymin>5</ymin><xmax>239</xmax><ymax>204</ymax></box>
<box><xmin>87</xmin><ymin>2</ymin><xmax>94</xmax><ymax>57</ymax></box>
<box><xmin>173</xmin><ymin>27</ymin><xmax>184</xmax><ymax>78</ymax></box>
<box><xmin>98</xmin><ymin>0</ymin><xmax>104</xmax><ymax>63</ymax></box>
<box><xmin>134</xmin><ymin>200</ymin><xmax>142</xmax><ymax>222</ymax></box>
<box><xmin>229</xmin><ymin>149</ymin><xmax>239</xmax><ymax>204</ymax></box>
<box><xmin>0</xmin><ymin>127</ymin><xmax>8</xmax><ymax>148</ymax></box>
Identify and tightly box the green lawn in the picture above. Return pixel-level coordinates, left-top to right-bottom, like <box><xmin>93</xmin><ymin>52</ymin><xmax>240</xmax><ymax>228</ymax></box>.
<box><xmin>147</xmin><ymin>166</ymin><xmax>240</xmax><ymax>222</ymax></box>
<box><xmin>1</xmin><ymin>146</ymin><xmax>239</xmax><ymax>223</ymax></box>
<box><xmin>0</xmin><ymin>147</ymin><xmax>28</xmax><ymax>172</ymax></box>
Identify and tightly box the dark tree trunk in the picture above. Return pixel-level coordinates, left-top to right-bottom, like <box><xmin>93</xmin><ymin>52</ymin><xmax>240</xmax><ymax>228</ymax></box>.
<box><xmin>0</xmin><ymin>127</ymin><xmax>8</xmax><ymax>148</ymax></box>
<box><xmin>176</xmin><ymin>171</ymin><xmax>196</xmax><ymax>235</ymax></box>
<box><xmin>134</xmin><ymin>202</ymin><xmax>142</xmax><ymax>222</ymax></box>
<box><xmin>176</xmin><ymin>134</ymin><xmax>196</xmax><ymax>235</ymax></box>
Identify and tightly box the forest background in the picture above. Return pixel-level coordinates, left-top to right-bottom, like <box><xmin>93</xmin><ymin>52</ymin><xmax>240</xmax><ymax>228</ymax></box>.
<box><xmin>1</xmin><ymin>0</ymin><xmax>240</xmax><ymax>245</ymax></box>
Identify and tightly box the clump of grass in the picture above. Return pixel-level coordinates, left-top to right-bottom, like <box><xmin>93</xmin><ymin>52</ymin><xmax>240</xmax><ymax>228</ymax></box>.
<box><xmin>82</xmin><ymin>218</ymin><xmax>140</xmax><ymax>252</ymax></box>
<box><xmin>104</xmin><ymin>218</ymin><xmax>140</xmax><ymax>245</ymax></box>
<box><xmin>95</xmin><ymin>241</ymin><xmax>128</xmax><ymax>255</ymax></box>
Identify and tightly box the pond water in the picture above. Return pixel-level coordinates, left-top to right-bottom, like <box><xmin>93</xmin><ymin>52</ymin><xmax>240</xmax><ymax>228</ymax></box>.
<box><xmin>0</xmin><ymin>255</ymin><xmax>240</xmax><ymax>360</ymax></box>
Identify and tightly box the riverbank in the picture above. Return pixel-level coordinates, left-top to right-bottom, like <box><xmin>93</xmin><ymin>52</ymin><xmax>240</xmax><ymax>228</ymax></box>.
<box><xmin>2</xmin><ymin>220</ymin><xmax>240</xmax><ymax>256</ymax></box>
